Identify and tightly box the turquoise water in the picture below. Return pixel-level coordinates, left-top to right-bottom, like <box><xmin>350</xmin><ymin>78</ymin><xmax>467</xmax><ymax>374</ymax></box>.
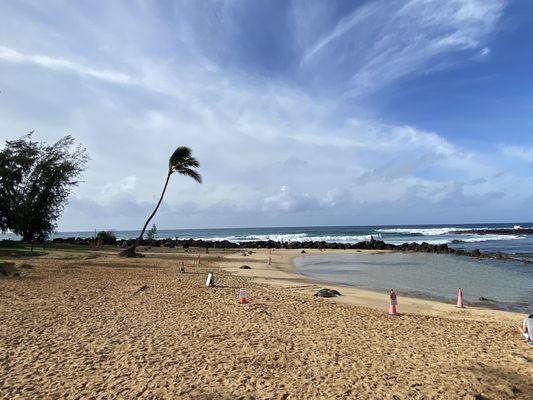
<box><xmin>294</xmin><ymin>253</ymin><xmax>533</xmax><ymax>312</ymax></box>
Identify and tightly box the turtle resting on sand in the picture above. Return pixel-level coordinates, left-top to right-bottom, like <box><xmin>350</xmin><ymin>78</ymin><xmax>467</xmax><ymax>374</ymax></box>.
<box><xmin>314</xmin><ymin>288</ymin><xmax>341</xmax><ymax>298</ymax></box>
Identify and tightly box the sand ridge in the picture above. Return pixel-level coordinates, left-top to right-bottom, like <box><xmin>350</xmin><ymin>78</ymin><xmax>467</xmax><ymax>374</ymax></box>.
<box><xmin>0</xmin><ymin>248</ymin><xmax>532</xmax><ymax>399</ymax></box>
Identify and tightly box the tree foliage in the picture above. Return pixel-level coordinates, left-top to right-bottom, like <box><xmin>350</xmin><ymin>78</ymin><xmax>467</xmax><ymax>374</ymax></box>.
<box><xmin>169</xmin><ymin>146</ymin><xmax>202</xmax><ymax>183</ymax></box>
<box><xmin>0</xmin><ymin>133</ymin><xmax>89</xmax><ymax>241</ymax></box>
<box><xmin>97</xmin><ymin>230</ymin><xmax>116</xmax><ymax>245</ymax></box>
<box><xmin>146</xmin><ymin>223</ymin><xmax>157</xmax><ymax>240</ymax></box>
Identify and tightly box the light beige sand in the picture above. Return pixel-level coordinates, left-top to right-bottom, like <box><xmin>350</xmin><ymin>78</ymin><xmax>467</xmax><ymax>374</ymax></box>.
<box><xmin>0</xmin><ymin>248</ymin><xmax>532</xmax><ymax>399</ymax></box>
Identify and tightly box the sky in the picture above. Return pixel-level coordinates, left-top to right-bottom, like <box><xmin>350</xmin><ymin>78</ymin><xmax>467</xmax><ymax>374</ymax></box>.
<box><xmin>1</xmin><ymin>0</ymin><xmax>532</xmax><ymax>231</ymax></box>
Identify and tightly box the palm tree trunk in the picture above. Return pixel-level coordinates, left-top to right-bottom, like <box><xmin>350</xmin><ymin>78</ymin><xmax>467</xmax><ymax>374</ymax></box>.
<box><xmin>119</xmin><ymin>171</ymin><xmax>171</xmax><ymax>257</ymax></box>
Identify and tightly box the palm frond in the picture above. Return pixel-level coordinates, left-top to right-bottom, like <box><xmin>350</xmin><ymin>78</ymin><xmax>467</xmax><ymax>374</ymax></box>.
<box><xmin>169</xmin><ymin>146</ymin><xmax>192</xmax><ymax>167</ymax></box>
<box><xmin>168</xmin><ymin>146</ymin><xmax>202</xmax><ymax>183</ymax></box>
<box><xmin>178</xmin><ymin>168</ymin><xmax>202</xmax><ymax>183</ymax></box>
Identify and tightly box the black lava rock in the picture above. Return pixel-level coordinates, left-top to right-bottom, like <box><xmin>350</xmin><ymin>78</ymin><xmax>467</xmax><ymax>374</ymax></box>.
<box><xmin>314</xmin><ymin>288</ymin><xmax>342</xmax><ymax>298</ymax></box>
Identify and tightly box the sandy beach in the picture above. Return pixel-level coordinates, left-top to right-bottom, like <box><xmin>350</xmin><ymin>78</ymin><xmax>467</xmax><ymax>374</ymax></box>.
<box><xmin>3</xmin><ymin>1</ymin><xmax>533</xmax><ymax>399</ymax></box>
<box><xmin>1</xmin><ymin>246</ymin><xmax>532</xmax><ymax>399</ymax></box>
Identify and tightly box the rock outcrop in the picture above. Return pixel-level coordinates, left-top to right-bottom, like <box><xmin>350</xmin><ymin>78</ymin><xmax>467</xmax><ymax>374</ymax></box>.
<box><xmin>24</xmin><ymin>236</ymin><xmax>529</xmax><ymax>265</ymax></box>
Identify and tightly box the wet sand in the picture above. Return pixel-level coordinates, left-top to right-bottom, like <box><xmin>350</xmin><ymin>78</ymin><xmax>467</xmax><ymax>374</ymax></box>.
<box><xmin>0</xmin><ymin>247</ymin><xmax>531</xmax><ymax>399</ymax></box>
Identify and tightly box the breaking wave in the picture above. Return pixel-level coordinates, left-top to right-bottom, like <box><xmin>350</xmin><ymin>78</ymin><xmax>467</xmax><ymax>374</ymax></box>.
<box><xmin>452</xmin><ymin>235</ymin><xmax>524</xmax><ymax>243</ymax></box>
<box><xmin>170</xmin><ymin>232</ymin><xmax>525</xmax><ymax>245</ymax></box>
<box><xmin>184</xmin><ymin>233</ymin><xmax>372</xmax><ymax>243</ymax></box>
<box><xmin>376</xmin><ymin>227</ymin><xmax>475</xmax><ymax>236</ymax></box>
<box><xmin>388</xmin><ymin>235</ymin><xmax>525</xmax><ymax>246</ymax></box>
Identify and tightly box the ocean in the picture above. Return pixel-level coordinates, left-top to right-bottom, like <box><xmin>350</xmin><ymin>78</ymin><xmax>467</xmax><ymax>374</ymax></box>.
<box><xmin>2</xmin><ymin>223</ymin><xmax>532</xmax><ymax>311</ymax></box>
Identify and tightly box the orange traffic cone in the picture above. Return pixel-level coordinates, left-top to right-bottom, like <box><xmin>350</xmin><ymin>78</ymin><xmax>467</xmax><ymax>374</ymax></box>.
<box><xmin>239</xmin><ymin>288</ymin><xmax>249</xmax><ymax>304</ymax></box>
<box><xmin>456</xmin><ymin>288</ymin><xmax>465</xmax><ymax>308</ymax></box>
<box><xmin>389</xmin><ymin>289</ymin><xmax>398</xmax><ymax>316</ymax></box>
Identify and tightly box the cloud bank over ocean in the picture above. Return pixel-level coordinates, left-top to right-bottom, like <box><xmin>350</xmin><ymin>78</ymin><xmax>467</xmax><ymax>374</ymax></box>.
<box><xmin>0</xmin><ymin>0</ymin><xmax>532</xmax><ymax>231</ymax></box>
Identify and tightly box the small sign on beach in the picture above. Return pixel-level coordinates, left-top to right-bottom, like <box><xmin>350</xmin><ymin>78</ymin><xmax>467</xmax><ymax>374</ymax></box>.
<box><xmin>205</xmin><ymin>272</ymin><xmax>215</xmax><ymax>287</ymax></box>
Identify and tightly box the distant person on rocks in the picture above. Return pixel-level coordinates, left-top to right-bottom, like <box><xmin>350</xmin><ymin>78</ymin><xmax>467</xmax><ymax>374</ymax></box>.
<box><xmin>522</xmin><ymin>314</ymin><xmax>533</xmax><ymax>344</ymax></box>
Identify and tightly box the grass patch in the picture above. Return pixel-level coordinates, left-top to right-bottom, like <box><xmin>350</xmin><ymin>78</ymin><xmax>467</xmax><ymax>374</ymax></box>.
<box><xmin>0</xmin><ymin>241</ymin><xmax>102</xmax><ymax>260</ymax></box>
<box><xmin>0</xmin><ymin>241</ymin><xmax>25</xmax><ymax>249</ymax></box>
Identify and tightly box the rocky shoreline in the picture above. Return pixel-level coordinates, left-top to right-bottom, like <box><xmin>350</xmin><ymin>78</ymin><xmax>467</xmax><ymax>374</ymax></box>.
<box><xmin>40</xmin><ymin>236</ymin><xmax>532</xmax><ymax>264</ymax></box>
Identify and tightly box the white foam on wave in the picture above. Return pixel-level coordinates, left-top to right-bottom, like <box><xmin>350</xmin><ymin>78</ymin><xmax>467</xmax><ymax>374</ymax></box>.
<box><xmin>159</xmin><ymin>231</ymin><xmax>526</xmax><ymax>245</ymax></box>
<box><xmin>192</xmin><ymin>233</ymin><xmax>309</xmax><ymax>242</ymax></box>
<box><xmin>376</xmin><ymin>227</ymin><xmax>475</xmax><ymax>236</ymax></box>
<box><xmin>376</xmin><ymin>226</ymin><xmax>528</xmax><ymax>236</ymax></box>
<box><xmin>388</xmin><ymin>239</ymin><xmax>451</xmax><ymax>245</ymax></box>
<box><xmin>458</xmin><ymin>235</ymin><xmax>525</xmax><ymax>243</ymax></box>
<box><xmin>303</xmin><ymin>235</ymin><xmax>372</xmax><ymax>243</ymax></box>
<box><xmin>174</xmin><ymin>233</ymin><xmax>372</xmax><ymax>243</ymax></box>
<box><xmin>389</xmin><ymin>235</ymin><xmax>525</xmax><ymax>245</ymax></box>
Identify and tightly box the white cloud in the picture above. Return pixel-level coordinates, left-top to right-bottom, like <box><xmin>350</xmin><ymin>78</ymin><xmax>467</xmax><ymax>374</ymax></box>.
<box><xmin>262</xmin><ymin>186</ymin><xmax>320</xmax><ymax>213</ymax></box>
<box><xmin>0</xmin><ymin>45</ymin><xmax>134</xmax><ymax>85</ymax></box>
<box><xmin>299</xmin><ymin>0</ymin><xmax>505</xmax><ymax>95</ymax></box>
<box><xmin>0</xmin><ymin>41</ymin><xmax>509</xmax><ymax>228</ymax></box>
<box><xmin>410</xmin><ymin>181</ymin><xmax>505</xmax><ymax>207</ymax></box>
<box><xmin>301</xmin><ymin>1</ymin><xmax>380</xmax><ymax>65</ymax></box>
<box><xmin>502</xmin><ymin>145</ymin><xmax>533</xmax><ymax>162</ymax></box>
<box><xmin>101</xmin><ymin>176</ymin><xmax>137</xmax><ymax>197</ymax></box>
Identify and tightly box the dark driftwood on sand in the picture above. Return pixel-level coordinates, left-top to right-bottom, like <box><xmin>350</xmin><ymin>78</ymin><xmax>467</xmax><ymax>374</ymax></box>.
<box><xmin>133</xmin><ymin>285</ymin><xmax>149</xmax><ymax>296</ymax></box>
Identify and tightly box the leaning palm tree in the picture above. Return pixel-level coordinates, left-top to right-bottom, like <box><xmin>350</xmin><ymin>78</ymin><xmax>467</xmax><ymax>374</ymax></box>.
<box><xmin>119</xmin><ymin>146</ymin><xmax>201</xmax><ymax>257</ymax></box>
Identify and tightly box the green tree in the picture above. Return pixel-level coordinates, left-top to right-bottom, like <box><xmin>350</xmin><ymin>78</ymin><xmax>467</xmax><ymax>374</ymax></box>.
<box><xmin>97</xmin><ymin>230</ymin><xmax>116</xmax><ymax>245</ymax></box>
<box><xmin>119</xmin><ymin>146</ymin><xmax>201</xmax><ymax>257</ymax></box>
<box><xmin>0</xmin><ymin>133</ymin><xmax>89</xmax><ymax>242</ymax></box>
<box><xmin>146</xmin><ymin>223</ymin><xmax>157</xmax><ymax>240</ymax></box>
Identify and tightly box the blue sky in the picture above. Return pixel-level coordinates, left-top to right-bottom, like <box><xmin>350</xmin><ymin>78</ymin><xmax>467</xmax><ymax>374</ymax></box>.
<box><xmin>0</xmin><ymin>0</ymin><xmax>532</xmax><ymax>231</ymax></box>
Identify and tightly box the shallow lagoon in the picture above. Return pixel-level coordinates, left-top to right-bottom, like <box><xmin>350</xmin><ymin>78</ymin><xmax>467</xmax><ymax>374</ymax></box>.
<box><xmin>294</xmin><ymin>252</ymin><xmax>533</xmax><ymax>312</ymax></box>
